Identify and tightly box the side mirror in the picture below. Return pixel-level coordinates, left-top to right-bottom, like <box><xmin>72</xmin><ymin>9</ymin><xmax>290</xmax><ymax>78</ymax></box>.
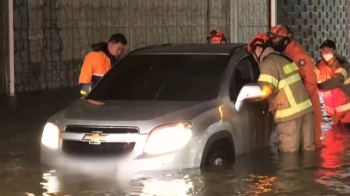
<box><xmin>80</xmin><ymin>84</ymin><xmax>92</xmax><ymax>98</ymax></box>
<box><xmin>235</xmin><ymin>83</ymin><xmax>267</xmax><ymax>112</ymax></box>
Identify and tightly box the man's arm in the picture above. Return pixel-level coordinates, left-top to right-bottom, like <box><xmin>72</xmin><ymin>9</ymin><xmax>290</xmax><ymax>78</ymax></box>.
<box><xmin>318</xmin><ymin>67</ymin><xmax>346</xmax><ymax>91</ymax></box>
<box><xmin>295</xmin><ymin>54</ymin><xmax>317</xmax><ymax>96</ymax></box>
<box><xmin>257</xmin><ymin>59</ymin><xmax>279</xmax><ymax>97</ymax></box>
<box><xmin>78</xmin><ymin>52</ymin><xmax>95</xmax><ymax>90</ymax></box>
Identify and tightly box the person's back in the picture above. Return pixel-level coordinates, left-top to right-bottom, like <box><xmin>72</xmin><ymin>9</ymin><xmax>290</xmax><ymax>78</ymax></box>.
<box><xmin>268</xmin><ymin>25</ymin><xmax>324</xmax><ymax>148</ymax></box>
<box><xmin>79</xmin><ymin>33</ymin><xmax>127</xmax><ymax>93</ymax></box>
<box><xmin>247</xmin><ymin>33</ymin><xmax>315</xmax><ymax>152</ymax></box>
<box><xmin>260</xmin><ymin>49</ymin><xmax>312</xmax><ymax>123</ymax></box>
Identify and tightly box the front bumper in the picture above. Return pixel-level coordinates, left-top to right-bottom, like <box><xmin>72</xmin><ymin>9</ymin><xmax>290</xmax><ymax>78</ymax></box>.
<box><xmin>40</xmin><ymin>135</ymin><xmax>202</xmax><ymax>175</ymax></box>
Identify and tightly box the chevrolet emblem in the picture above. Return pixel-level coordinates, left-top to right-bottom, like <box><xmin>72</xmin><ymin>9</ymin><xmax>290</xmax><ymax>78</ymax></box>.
<box><xmin>83</xmin><ymin>132</ymin><xmax>107</xmax><ymax>145</ymax></box>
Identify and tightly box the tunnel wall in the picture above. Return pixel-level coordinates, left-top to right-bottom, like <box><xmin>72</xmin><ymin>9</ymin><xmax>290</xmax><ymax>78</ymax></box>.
<box><xmin>277</xmin><ymin>0</ymin><xmax>350</xmax><ymax>61</ymax></box>
<box><xmin>1</xmin><ymin>0</ymin><xmax>269</xmax><ymax>94</ymax></box>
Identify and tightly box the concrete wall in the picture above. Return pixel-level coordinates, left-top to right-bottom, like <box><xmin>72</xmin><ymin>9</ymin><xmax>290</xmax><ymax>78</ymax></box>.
<box><xmin>1</xmin><ymin>0</ymin><xmax>270</xmax><ymax>94</ymax></box>
<box><xmin>237</xmin><ymin>0</ymin><xmax>270</xmax><ymax>42</ymax></box>
<box><xmin>277</xmin><ymin>0</ymin><xmax>350</xmax><ymax>61</ymax></box>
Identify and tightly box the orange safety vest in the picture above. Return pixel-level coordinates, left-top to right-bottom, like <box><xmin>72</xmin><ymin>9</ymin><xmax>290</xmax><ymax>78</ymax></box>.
<box><xmin>316</xmin><ymin>56</ymin><xmax>350</xmax><ymax>121</ymax></box>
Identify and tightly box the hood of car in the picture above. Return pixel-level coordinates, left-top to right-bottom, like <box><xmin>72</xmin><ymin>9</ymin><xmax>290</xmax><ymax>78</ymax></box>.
<box><xmin>62</xmin><ymin>98</ymin><xmax>215</xmax><ymax>122</ymax></box>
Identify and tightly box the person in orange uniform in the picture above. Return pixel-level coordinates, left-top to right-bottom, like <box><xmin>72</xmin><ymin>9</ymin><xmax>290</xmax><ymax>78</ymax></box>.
<box><xmin>79</xmin><ymin>33</ymin><xmax>127</xmax><ymax>92</ymax></box>
<box><xmin>207</xmin><ymin>30</ymin><xmax>227</xmax><ymax>44</ymax></box>
<box><xmin>315</xmin><ymin>39</ymin><xmax>350</xmax><ymax>129</ymax></box>
<box><xmin>267</xmin><ymin>25</ymin><xmax>325</xmax><ymax>148</ymax></box>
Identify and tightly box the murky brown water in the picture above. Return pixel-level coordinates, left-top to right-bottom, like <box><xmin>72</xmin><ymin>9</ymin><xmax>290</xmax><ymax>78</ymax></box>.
<box><xmin>1</xmin><ymin>88</ymin><xmax>349</xmax><ymax>196</ymax></box>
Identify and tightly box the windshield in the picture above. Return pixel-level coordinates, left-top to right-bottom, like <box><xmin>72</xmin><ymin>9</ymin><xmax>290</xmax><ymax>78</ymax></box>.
<box><xmin>87</xmin><ymin>54</ymin><xmax>231</xmax><ymax>101</ymax></box>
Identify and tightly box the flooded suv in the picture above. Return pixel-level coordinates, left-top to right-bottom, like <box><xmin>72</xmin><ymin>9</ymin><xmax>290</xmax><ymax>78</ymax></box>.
<box><xmin>40</xmin><ymin>43</ymin><xmax>274</xmax><ymax>174</ymax></box>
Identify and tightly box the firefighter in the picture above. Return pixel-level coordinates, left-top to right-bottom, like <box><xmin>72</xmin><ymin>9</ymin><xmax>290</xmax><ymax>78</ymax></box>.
<box><xmin>247</xmin><ymin>33</ymin><xmax>315</xmax><ymax>152</ymax></box>
<box><xmin>267</xmin><ymin>25</ymin><xmax>325</xmax><ymax>148</ymax></box>
<box><xmin>315</xmin><ymin>39</ymin><xmax>350</xmax><ymax>128</ymax></box>
<box><xmin>78</xmin><ymin>33</ymin><xmax>127</xmax><ymax>93</ymax></box>
<box><xmin>207</xmin><ymin>30</ymin><xmax>227</xmax><ymax>44</ymax></box>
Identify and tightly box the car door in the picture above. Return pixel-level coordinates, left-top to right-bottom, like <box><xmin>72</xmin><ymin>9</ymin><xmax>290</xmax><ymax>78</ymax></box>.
<box><xmin>229</xmin><ymin>55</ymin><xmax>274</xmax><ymax>151</ymax></box>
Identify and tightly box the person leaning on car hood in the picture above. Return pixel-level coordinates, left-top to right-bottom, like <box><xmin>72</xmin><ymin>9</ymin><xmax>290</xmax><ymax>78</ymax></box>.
<box><xmin>78</xmin><ymin>33</ymin><xmax>127</xmax><ymax>94</ymax></box>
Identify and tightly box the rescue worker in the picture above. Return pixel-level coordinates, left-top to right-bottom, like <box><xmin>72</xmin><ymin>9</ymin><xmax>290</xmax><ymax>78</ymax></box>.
<box><xmin>267</xmin><ymin>25</ymin><xmax>324</xmax><ymax>148</ymax></box>
<box><xmin>315</xmin><ymin>39</ymin><xmax>350</xmax><ymax>128</ymax></box>
<box><xmin>207</xmin><ymin>30</ymin><xmax>227</xmax><ymax>44</ymax></box>
<box><xmin>79</xmin><ymin>33</ymin><xmax>127</xmax><ymax>92</ymax></box>
<box><xmin>247</xmin><ymin>33</ymin><xmax>315</xmax><ymax>152</ymax></box>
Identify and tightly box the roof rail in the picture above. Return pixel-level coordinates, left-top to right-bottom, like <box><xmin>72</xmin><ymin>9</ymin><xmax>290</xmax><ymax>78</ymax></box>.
<box><xmin>128</xmin><ymin>43</ymin><xmax>172</xmax><ymax>55</ymax></box>
<box><xmin>229</xmin><ymin>44</ymin><xmax>247</xmax><ymax>56</ymax></box>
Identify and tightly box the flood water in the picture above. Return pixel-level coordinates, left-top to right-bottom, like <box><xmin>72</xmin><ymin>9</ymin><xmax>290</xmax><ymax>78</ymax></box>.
<box><xmin>1</xmin><ymin>88</ymin><xmax>350</xmax><ymax>196</ymax></box>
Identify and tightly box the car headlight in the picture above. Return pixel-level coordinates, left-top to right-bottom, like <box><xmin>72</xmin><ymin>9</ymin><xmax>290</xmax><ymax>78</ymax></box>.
<box><xmin>41</xmin><ymin>122</ymin><xmax>60</xmax><ymax>149</ymax></box>
<box><xmin>144</xmin><ymin>122</ymin><xmax>192</xmax><ymax>155</ymax></box>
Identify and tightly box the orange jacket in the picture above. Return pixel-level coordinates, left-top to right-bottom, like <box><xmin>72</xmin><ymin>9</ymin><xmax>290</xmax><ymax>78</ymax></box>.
<box><xmin>315</xmin><ymin>55</ymin><xmax>350</xmax><ymax>122</ymax></box>
<box><xmin>283</xmin><ymin>40</ymin><xmax>323</xmax><ymax>124</ymax></box>
<box><xmin>79</xmin><ymin>42</ymin><xmax>118</xmax><ymax>88</ymax></box>
<box><xmin>79</xmin><ymin>51</ymin><xmax>111</xmax><ymax>85</ymax></box>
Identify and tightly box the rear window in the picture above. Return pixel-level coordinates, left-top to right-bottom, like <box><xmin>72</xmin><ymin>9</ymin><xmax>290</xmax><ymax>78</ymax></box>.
<box><xmin>88</xmin><ymin>54</ymin><xmax>230</xmax><ymax>101</ymax></box>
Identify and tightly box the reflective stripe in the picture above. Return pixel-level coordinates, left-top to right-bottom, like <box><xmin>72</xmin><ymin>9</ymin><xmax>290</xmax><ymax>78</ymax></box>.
<box><xmin>282</xmin><ymin>63</ymin><xmax>299</xmax><ymax>74</ymax></box>
<box><xmin>336</xmin><ymin>102</ymin><xmax>350</xmax><ymax>113</ymax></box>
<box><xmin>344</xmin><ymin>77</ymin><xmax>350</xmax><ymax>85</ymax></box>
<box><xmin>93</xmin><ymin>73</ymin><xmax>104</xmax><ymax>77</ymax></box>
<box><xmin>325</xmin><ymin>106</ymin><xmax>335</xmax><ymax>115</ymax></box>
<box><xmin>259</xmin><ymin>71</ymin><xmax>310</xmax><ymax>120</ymax></box>
<box><xmin>278</xmin><ymin>73</ymin><xmax>301</xmax><ymax>89</ymax></box>
<box><xmin>283</xmin><ymin>86</ymin><xmax>297</xmax><ymax>106</ymax></box>
<box><xmin>276</xmin><ymin>72</ymin><xmax>308</xmax><ymax>118</ymax></box>
<box><xmin>275</xmin><ymin>99</ymin><xmax>312</xmax><ymax>119</ymax></box>
<box><xmin>258</xmin><ymin>74</ymin><xmax>278</xmax><ymax>87</ymax></box>
<box><xmin>334</xmin><ymin>68</ymin><xmax>347</xmax><ymax>81</ymax></box>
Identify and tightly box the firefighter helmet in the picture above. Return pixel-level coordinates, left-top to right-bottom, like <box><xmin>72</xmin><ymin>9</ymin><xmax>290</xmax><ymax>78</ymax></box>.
<box><xmin>247</xmin><ymin>33</ymin><xmax>270</xmax><ymax>53</ymax></box>
<box><xmin>268</xmin><ymin>25</ymin><xmax>292</xmax><ymax>39</ymax></box>
<box><xmin>207</xmin><ymin>30</ymin><xmax>226</xmax><ymax>42</ymax></box>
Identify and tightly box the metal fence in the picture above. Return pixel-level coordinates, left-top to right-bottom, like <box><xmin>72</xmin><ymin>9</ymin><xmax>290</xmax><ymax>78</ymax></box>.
<box><xmin>0</xmin><ymin>0</ymin><xmax>270</xmax><ymax>94</ymax></box>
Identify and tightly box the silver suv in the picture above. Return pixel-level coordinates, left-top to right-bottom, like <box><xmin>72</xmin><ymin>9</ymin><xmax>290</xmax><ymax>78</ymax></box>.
<box><xmin>40</xmin><ymin>44</ymin><xmax>274</xmax><ymax>174</ymax></box>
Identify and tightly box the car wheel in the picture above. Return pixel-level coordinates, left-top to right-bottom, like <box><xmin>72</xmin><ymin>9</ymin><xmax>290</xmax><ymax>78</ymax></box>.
<box><xmin>205</xmin><ymin>139</ymin><xmax>234</xmax><ymax>167</ymax></box>
<box><xmin>209</xmin><ymin>151</ymin><xmax>227</xmax><ymax>166</ymax></box>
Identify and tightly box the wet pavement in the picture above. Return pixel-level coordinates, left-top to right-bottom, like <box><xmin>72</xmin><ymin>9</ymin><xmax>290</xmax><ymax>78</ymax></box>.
<box><xmin>1</xmin><ymin>88</ymin><xmax>350</xmax><ymax>195</ymax></box>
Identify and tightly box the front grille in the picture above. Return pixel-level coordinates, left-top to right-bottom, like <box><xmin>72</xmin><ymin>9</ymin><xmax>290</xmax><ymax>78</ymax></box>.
<box><xmin>62</xmin><ymin>140</ymin><xmax>135</xmax><ymax>157</ymax></box>
<box><xmin>64</xmin><ymin>125</ymin><xmax>139</xmax><ymax>134</ymax></box>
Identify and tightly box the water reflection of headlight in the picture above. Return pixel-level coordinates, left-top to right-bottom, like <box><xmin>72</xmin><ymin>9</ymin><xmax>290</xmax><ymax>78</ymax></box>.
<box><xmin>141</xmin><ymin>179</ymin><xmax>193</xmax><ymax>196</ymax></box>
<box><xmin>41</xmin><ymin>170</ymin><xmax>59</xmax><ymax>194</ymax></box>
<box><xmin>245</xmin><ymin>174</ymin><xmax>276</xmax><ymax>194</ymax></box>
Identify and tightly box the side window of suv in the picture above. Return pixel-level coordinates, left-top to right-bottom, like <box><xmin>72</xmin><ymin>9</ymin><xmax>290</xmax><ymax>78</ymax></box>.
<box><xmin>229</xmin><ymin>55</ymin><xmax>259</xmax><ymax>101</ymax></box>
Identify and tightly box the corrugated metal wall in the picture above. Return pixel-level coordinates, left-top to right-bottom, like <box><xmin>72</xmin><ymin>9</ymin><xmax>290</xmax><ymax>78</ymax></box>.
<box><xmin>277</xmin><ymin>0</ymin><xmax>350</xmax><ymax>61</ymax></box>
<box><xmin>0</xmin><ymin>0</ymin><xmax>270</xmax><ymax>94</ymax></box>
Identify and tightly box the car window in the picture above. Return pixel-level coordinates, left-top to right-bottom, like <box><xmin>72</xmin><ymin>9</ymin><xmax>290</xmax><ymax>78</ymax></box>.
<box><xmin>88</xmin><ymin>54</ymin><xmax>231</xmax><ymax>101</ymax></box>
<box><xmin>229</xmin><ymin>55</ymin><xmax>258</xmax><ymax>101</ymax></box>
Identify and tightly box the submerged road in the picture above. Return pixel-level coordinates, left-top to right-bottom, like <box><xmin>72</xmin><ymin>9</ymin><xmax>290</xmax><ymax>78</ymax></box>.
<box><xmin>0</xmin><ymin>88</ymin><xmax>350</xmax><ymax>196</ymax></box>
